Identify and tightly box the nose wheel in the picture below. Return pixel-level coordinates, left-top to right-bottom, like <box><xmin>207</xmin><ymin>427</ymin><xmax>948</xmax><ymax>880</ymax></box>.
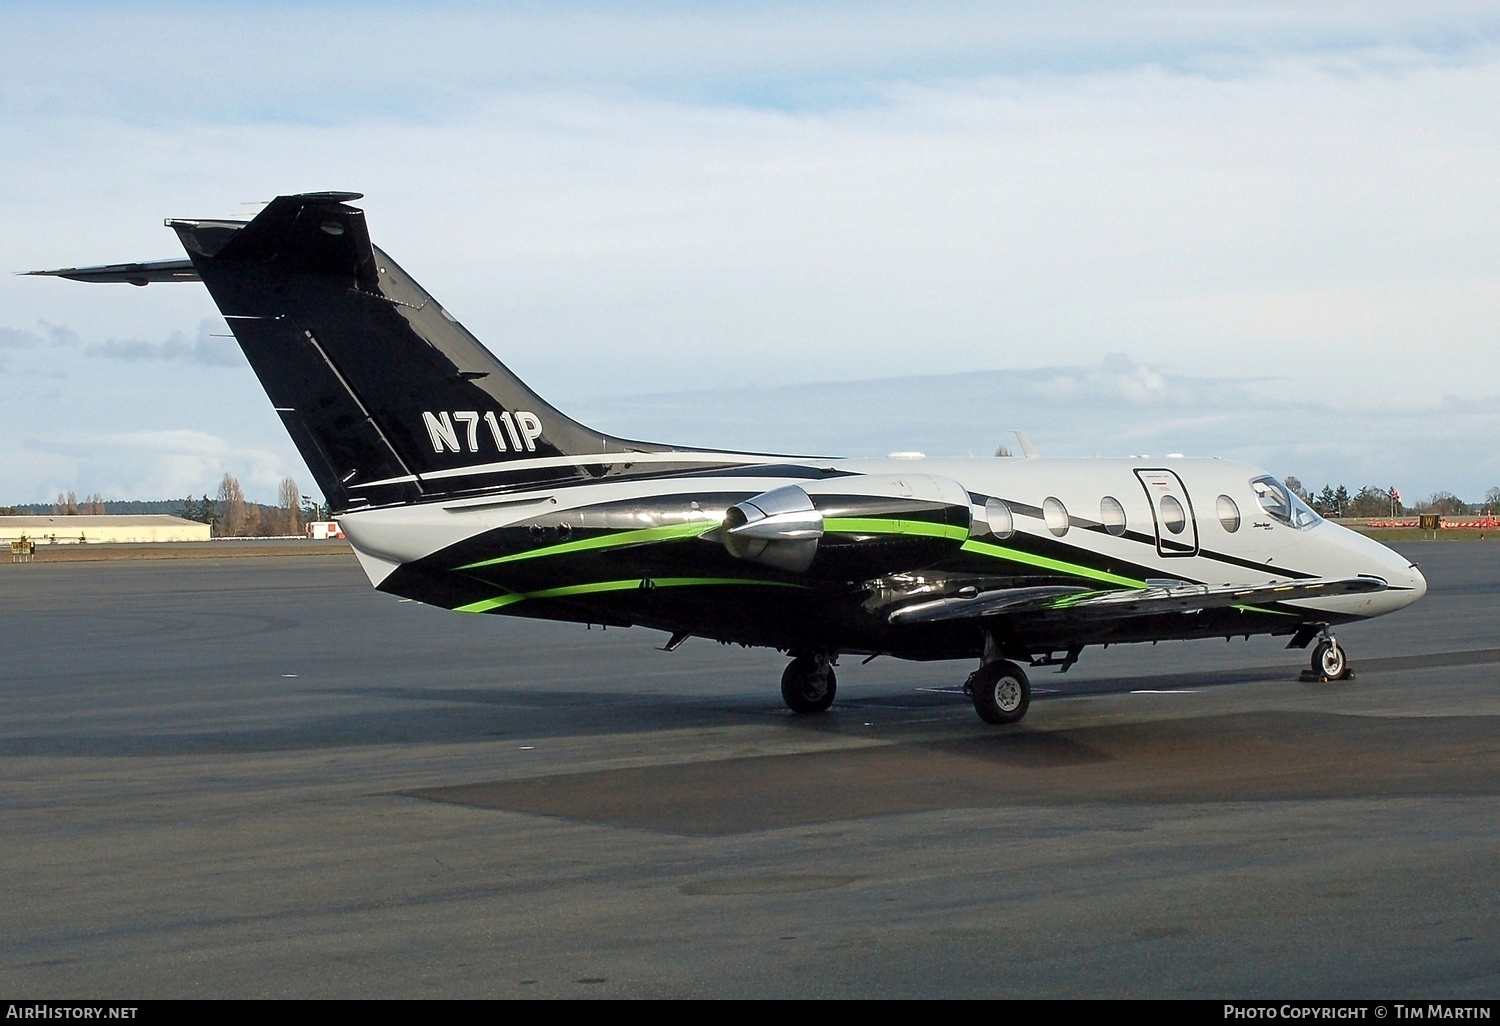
<box><xmin>1301</xmin><ymin>634</ymin><xmax>1353</xmax><ymax>682</ymax></box>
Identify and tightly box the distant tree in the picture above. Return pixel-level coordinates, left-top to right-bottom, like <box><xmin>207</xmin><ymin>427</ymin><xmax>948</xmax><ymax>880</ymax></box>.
<box><xmin>278</xmin><ymin>478</ymin><xmax>303</xmax><ymax>536</ymax></box>
<box><xmin>244</xmin><ymin>503</ymin><xmax>264</xmax><ymax>537</ymax></box>
<box><xmin>54</xmin><ymin>490</ymin><xmax>79</xmax><ymax>515</ymax></box>
<box><xmin>1312</xmin><ymin>484</ymin><xmax>1354</xmax><ymax>517</ymax></box>
<box><xmin>1308</xmin><ymin>484</ymin><xmax>1353</xmax><ymax>517</ymax></box>
<box><xmin>193</xmin><ymin>494</ymin><xmax>219</xmax><ymax>530</ymax></box>
<box><xmin>1421</xmin><ymin>491</ymin><xmax>1466</xmax><ymax>516</ymax></box>
<box><xmin>1347</xmin><ymin>486</ymin><xmax>1396</xmax><ymax>519</ymax></box>
<box><xmin>1285</xmin><ymin>476</ymin><xmax>1311</xmax><ymax>502</ymax></box>
<box><xmin>994</xmin><ymin>445</ymin><xmax>1013</xmax><ymax>458</ymax></box>
<box><xmin>216</xmin><ymin>474</ymin><xmax>247</xmax><ymax>537</ymax></box>
<box><xmin>1485</xmin><ymin>486</ymin><xmax>1500</xmax><ymax>513</ymax></box>
<box><xmin>83</xmin><ymin>492</ymin><xmax>106</xmax><ymax>515</ymax></box>
<box><xmin>0</xmin><ymin>506</ymin><xmax>18</xmax><ymax>516</ymax></box>
<box><xmin>300</xmin><ymin>495</ymin><xmax>328</xmax><ymax>524</ymax></box>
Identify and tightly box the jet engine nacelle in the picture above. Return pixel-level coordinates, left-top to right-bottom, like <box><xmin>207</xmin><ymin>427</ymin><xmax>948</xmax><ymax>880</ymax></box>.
<box><xmin>723</xmin><ymin>474</ymin><xmax>972</xmax><ymax>578</ymax></box>
<box><xmin>723</xmin><ymin>485</ymin><xmax>824</xmax><ymax>572</ymax></box>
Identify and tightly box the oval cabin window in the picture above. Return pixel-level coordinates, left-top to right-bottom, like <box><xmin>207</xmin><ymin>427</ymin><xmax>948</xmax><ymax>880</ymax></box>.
<box><xmin>984</xmin><ymin>497</ymin><xmax>1014</xmax><ymax>540</ymax></box>
<box><xmin>1216</xmin><ymin>494</ymin><xmax>1241</xmax><ymax>533</ymax></box>
<box><xmin>1043</xmin><ymin>497</ymin><xmax>1070</xmax><ymax>537</ymax></box>
<box><xmin>1100</xmin><ymin>496</ymin><xmax>1127</xmax><ymax>536</ymax></box>
<box><xmin>1160</xmin><ymin>494</ymin><xmax>1187</xmax><ymax>535</ymax></box>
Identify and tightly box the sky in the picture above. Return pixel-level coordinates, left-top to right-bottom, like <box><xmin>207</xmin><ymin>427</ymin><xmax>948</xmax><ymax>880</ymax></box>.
<box><xmin>3</xmin><ymin>2</ymin><xmax>1498</xmax><ymax>505</ymax></box>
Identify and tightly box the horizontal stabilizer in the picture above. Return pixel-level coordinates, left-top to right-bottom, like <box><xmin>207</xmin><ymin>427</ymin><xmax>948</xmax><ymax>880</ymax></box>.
<box><xmin>23</xmin><ymin>259</ymin><xmax>199</xmax><ymax>286</ymax></box>
<box><xmin>204</xmin><ymin>192</ymin><xmax>379</xmax><ymax>290</ymax></box>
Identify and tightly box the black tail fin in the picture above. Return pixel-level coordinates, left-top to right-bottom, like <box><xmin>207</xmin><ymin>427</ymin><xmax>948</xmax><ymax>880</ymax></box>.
<box><xmin>169</xmin><ymin>192</ymin><xmax>673</xmax><ymax>513</ymax></box>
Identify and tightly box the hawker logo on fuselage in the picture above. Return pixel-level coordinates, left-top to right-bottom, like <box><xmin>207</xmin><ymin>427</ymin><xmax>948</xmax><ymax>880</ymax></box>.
<box><xmin>423</xmin><ymin>411</ymin><xmax>543</xmax><ymax>454</ymax></box>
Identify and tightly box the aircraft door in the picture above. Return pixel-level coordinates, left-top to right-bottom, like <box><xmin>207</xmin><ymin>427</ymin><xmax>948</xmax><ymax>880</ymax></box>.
<box><xmin>1134</xmin><ymin>468</ymin><xmax>1199</xmax><ymax>557</ymax></box>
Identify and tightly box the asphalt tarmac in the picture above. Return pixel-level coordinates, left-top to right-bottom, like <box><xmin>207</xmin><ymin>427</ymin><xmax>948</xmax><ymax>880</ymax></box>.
<box><xmin>1</xmin><ymin>541</ymin><xmax>1496</xmax><ymax>998</ymax></box>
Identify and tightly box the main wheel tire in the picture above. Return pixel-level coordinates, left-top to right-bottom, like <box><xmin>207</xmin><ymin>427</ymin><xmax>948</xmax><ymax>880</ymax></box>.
<box><xmin>781</xmin><ymin>656</ymin><xmax>836</xmax><ymax>714</ymax></box>
<box><xmin>1311</xmin><ymin>639</ymin><xmax>1348</xmax><ymax>680</ymax></box>
<box><xmin>971</xmin><ymin>660</ymin><xmax>1030</xmax><ymax>725</ymax></box>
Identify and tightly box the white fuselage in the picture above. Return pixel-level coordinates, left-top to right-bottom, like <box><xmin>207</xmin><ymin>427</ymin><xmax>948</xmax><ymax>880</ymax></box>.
<box><xmin>340</xmin><ymin>453</ymin><xmax>1426</xmax><ymax>624</ymax></box>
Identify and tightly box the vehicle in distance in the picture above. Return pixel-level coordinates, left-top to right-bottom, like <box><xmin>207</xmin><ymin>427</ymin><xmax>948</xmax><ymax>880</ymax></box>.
<box><xmin>31</xmin><ymin>193</ymin><xmax>1428</xmax><ymax>723</ymax></box>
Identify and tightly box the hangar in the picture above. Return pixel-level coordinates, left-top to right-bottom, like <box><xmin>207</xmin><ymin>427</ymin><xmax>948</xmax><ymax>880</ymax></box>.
<box><xmin>0</xmin><ymin>515</ymin><xmax>211</xmax><ymax>545</ymax></box>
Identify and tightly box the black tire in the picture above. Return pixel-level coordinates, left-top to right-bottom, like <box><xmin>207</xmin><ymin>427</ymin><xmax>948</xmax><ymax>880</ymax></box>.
<box><xmin>971</xmin><ymin>660</ymin><xmax>1030</xmax><ymax>725</ymax></box>
<box><xmin>1311</xmin><ymin>639</ymin><xmax>1348</xmax><ymax>680</ymax></box>
<box><xmin>781</xmin><ymin>656</ymin><xmax>836</xmax><ymax>714</ymax></box>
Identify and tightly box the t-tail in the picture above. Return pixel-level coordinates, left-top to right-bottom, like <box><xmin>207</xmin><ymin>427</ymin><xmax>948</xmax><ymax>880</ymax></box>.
<box><xmin>30</xmin><ymin>191</ymin><xmax>758</xmax><ymax>513</ymax></box>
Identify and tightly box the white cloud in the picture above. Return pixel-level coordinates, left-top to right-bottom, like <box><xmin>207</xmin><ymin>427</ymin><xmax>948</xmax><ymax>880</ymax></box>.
<box><xmin>0</xmin><ymin>5</ymin><xmax>1496</xmax><ymax>501</ymax></box>
<box><xmin>13</xmin><ymin>428</ymin><xmax>296</xmax><ymax>506</ymax></box>
<box><xmin>575</xmin><ymin>355</ymin><xmax>1500</xmax><ymax>499</ymax></box>
<box><xmin>84</xmin><ymin>320</ymin><xmax>241</xmax><ymax>365</ymax></box>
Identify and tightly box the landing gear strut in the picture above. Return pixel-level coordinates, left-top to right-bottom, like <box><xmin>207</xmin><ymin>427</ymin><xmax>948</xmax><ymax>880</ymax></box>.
<box><xmin>781</xmin><ymin>653</ymin><xmax>837</xmax><ymax>713</ymax></box>
<box><xmin>967</xmin><ymin>659</ymin><xmax>1031</xmax><ymax>725</ymax></box>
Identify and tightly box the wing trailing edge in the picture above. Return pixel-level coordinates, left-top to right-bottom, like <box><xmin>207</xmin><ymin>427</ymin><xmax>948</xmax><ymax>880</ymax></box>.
<box><xmin>887</xmin><ymin>575</ymin><xmax>1387</xmax><ymax>625</ymax></box>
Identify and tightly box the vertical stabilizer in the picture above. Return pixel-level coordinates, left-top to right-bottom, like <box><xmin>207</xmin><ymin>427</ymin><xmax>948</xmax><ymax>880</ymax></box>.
<box><xmin>168</xmin><ymin>193</ymin><xmax>674</xmax><ymax>512</ymax></box>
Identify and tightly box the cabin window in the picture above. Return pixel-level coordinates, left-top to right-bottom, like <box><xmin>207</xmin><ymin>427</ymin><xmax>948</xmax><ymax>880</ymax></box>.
<box><xmin>984</xmin><ymin>497</ymin><xmax>1014</xmax><ymax>540</ymax></box>
<box><xmin>1160</xmin><ymin>494</ymin><xmax>1187</xmax><ymax>534</ymax></box>
<box><xmin>1043</xmin><ymin>497</ymin><xmax>1070</xmax><ymax>537</ymax></box>
<box><xmin>1099</xmin><ymin>496</ymin><xmax>1127</xmax><ymax>536</ymax></box>
<box><xmin>1216</xmin><ymin>494</ymin><xmax>1241</xmax><ymax>533</ymax></box>
<box><xmin>1251</xmin><ymin>476</ymin><xmax>1321</xmax><ymax>530</ymax></box>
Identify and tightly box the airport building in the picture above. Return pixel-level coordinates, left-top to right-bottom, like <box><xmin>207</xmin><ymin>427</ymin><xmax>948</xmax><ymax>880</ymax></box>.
<box><xmin>0</xmin><ymin>515</ymin><xmax>211</xmax><ymax>545</ymax></box>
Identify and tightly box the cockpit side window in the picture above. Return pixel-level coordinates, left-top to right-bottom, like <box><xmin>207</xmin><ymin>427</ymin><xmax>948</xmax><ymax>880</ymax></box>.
<box><xmin>1251</xmin><ymin>476</ymin><xmax>1321</xmax><ymax>530</ymax></box>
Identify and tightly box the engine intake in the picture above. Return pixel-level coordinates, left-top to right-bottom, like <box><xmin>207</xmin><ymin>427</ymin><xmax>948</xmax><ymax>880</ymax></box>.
<box><xmin>722</xmin><ymin>474</ymin><xmax>972</xmax><ymax>578</ymax></box>
<box><xmin>723</xmin><ymin>485</ymin><xmax>824</xmax><ymax>572</ymax></box>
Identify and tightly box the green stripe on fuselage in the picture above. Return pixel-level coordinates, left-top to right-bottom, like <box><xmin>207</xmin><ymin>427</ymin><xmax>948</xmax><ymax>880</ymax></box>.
<box><xmin>459</xmin><ymin>520</ymin><xmax>718</xmax><ymax>570</ymax></box>
<box><xmin>822</xmin><ymin>517</ymin><xmax>969</xmax><ymax>541</ymax></box>
<box><xmin>455</xmin><ymin>576</ymin><xmax>809</xmax><ymax>614</ymax></box>
<box><xmin>960</xmin><ymin>539</ymin><xmax>1148</xmax><ymax>589</ymax></box>
<box><xmin>463</xmin><ymin>515</ymin><xmax>965</xmax><ymax>571</ymax></box>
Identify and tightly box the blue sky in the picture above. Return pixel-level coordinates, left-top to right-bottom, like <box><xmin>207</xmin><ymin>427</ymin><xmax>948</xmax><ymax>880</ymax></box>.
<box><xmin>3</xmin><ymin>2</ymin><xmax>1498</xmax><ymax>503</ymax></box>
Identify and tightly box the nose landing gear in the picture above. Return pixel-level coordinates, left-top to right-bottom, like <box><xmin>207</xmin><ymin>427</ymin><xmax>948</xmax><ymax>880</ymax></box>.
<box><xmin>1299</xmin><ymin>629</ymin><xmax>1353</xmax><ymax>682</ymax></box>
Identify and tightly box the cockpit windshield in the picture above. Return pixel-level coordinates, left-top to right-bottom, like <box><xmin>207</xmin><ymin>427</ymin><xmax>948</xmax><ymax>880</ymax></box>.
<box><xmin>1251</xmin><ymin>476</ymin><xmax>1321</xmax><ymax>530</ymax></box>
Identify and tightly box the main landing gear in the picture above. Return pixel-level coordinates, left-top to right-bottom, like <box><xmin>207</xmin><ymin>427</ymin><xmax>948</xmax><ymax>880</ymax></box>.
<box><xmin>781</xmin><ymin>653</ymin><xmax>837</xmax><ymax>714</ymax></box>
<box><xmin>965</xmin><ymin>659</ymin><xmax>1031</xmax><ymax>725</ymax></box>
<box><xmin>964</xmin><ymin>632</ymin><xmax>1032</xmax><ymax>725</ymax></box>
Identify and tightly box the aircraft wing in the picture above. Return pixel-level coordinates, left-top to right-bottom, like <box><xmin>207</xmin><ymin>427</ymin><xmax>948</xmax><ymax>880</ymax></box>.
<box><xmin>886</xmin><ymin>576</ymin><xmax>1387</xmax><ymax>625</ymax></box>
<box><xmin>23</xmin><ymin>259</ymin><xmax>199</xmax><ymax>286</ymax></box>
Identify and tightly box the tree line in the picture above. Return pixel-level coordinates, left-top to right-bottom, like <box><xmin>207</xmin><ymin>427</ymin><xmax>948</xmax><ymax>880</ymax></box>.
<box><xmin>176</xmin><ymin>475</ymin><xmax>328</xmax><ymax>537</ymax></box>
<box><xmin>1285</xmin><ymin>479</ymin><xmax>1500</xmax><ymax>518</ymax></box>
<box><xmin>43</xmin><ymin>490</ymin><xmax>107</xmax><ymax>515</ymax></box>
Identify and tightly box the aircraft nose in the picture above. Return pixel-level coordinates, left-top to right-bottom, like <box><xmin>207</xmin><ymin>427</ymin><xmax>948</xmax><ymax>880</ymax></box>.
<box><xmin>1406</xmin><ymin>561</ymin><xmax>1428</xmax><ymax>604</ymax></box>
<box><xmin>1381</xmin><ymin>547</ymin><xmax>1426</xmax><ymax>610</ymax></box>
